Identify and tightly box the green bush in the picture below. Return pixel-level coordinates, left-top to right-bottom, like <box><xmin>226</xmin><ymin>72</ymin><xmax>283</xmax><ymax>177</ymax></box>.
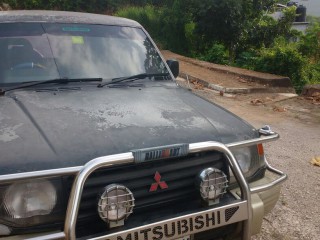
<box><xmin>149</xmin><ymin>0</ymin><xmax>194</xmax><ymax>54</ymax></box>
<box><xmin>302</xmin><ymin>63</ymin><xmax>320</xmax><ymax>85</ymax></box>
<box><xmin>235</xmin><ymin>51</ymin><xmax>258</xmax><ymax>70</ymax></box>
<box><xmin>254</xmin><ymin>38</ymin><xmax>307</xmax><ymax>92</ymax></box>
<box><xmin>184</xmin><ymin>21</ymin><xmax>197</xmax><ymax>55</ymax></box>
<box><xmin>116</xmin><ymin>5</ymin><xmax>159</xmax><ymax>33</ymax></box>
<box><xmin>299</xmin><ymin>22</ymin><xmax>320</xmax><ymax>63</ymax></box>
<box><xmin>198</xmin><ymin>43</ymin><xmax>229</xmax><ymax>65</ymax></box>
<box><xmin>116</xmin><ymin>5</ymin><xmax>163</xmax><ymax>47</ymax></box>
<box><xmin>116</xmin><ymin>1</ymin><xmax>193</xmax><ymax>54</ymax></box>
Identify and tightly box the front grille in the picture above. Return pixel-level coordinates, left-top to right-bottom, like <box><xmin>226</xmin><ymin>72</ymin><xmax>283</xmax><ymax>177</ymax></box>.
<box><xmin>69</xmin><ymin>151</ymin><xmax>230</xmax><ymax>238</ymax></box>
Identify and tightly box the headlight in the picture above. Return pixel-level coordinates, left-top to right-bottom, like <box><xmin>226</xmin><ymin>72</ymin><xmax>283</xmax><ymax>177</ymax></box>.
<box><xmin>0</xmin><ymin>224</ymin><xmax>11</xmax><ymax>236</ymax></box>
<box><xmin>232</xmin><ymin>147</ymin><xmax>252</xmax><ymax>173</ymax></box>
<box><xmin>230</xmin><ymin>145</ymin><xmax>266</xmax><ymax>183</ymax></box>
<box><xmin>0</xmin><ymin>177</ymin><xmax>64</xmax><ymax>233</ymax></box>
<box><xmin>4</xmin><ymin>179</ymin><xmax>57</xmax><ymax>219</ymax></box>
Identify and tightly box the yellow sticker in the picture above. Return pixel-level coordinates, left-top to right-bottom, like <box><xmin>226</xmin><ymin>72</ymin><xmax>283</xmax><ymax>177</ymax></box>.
<box><xmin>72</xmin><ymin>36</ymin><xmax>84</xmax><ymax>44</ymax></box>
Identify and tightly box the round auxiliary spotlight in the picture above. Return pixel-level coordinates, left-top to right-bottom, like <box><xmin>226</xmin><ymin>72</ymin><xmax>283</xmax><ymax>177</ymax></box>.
<box><xmin>198</xmin><ymin>168</ymin><xmax>228</xmax><ymax>206</ymax></box>
<box><xmin>98</xmin><ymin>184</ymin><xmax>134</xmax><ymax>227</ymax></box>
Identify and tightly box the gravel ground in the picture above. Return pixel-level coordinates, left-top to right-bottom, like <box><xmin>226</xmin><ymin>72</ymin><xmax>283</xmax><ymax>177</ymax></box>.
<box><xmin>254</xmin><ymin>122</ymin><xmax>320</xmax><ymax>240</ymax></box>
<box><xmin>177</xmin><ymin>79</ymin><xmax>320</xmax><ymax>240</ymax></box>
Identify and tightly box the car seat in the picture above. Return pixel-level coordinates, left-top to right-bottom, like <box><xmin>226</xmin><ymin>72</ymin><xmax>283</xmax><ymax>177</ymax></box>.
<box><xmin>6</xmin><ymin>38</ymin><xmax>42</xmax><ymax>69</ymax></box>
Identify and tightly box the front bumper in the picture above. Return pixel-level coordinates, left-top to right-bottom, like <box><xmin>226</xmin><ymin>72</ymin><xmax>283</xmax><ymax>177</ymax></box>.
<box><xmin>1</xmin><ymin>132</ymin><xmax>286</xmax><ymax>240</ymax></box>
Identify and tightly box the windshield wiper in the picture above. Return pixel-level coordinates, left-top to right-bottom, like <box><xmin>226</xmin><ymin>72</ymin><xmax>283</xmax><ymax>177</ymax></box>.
<box><xmin>97</xmin><ymin>73</ymin><xmax>170</xmax><ymax>88</ymax></box>
<box><xmin>0</xmin><ymin>77</ymin><xmax>102</xmax><ymax>96</ymax></box>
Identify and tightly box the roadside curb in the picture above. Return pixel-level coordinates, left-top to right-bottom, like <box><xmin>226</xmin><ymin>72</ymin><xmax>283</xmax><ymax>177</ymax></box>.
<box><xmin>179</xmin><ymin>72</ymin><xmax>295</xmax><ymax>94</ymax></box>
<box><xmin>184</xmin><ymin>61</ymin><xmax>292</xmax><ymax>88</ymax></box>
<box><xmin>162</xmin><ymin>50</ymin><xmax>294</xmax><ymax>88</ymax></box>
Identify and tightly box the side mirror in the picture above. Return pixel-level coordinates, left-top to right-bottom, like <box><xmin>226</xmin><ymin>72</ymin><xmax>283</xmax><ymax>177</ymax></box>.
<box><xmin>166</xmin><ymin>59</ymin><xmax>179</xmax><ymax>78</ymax></box>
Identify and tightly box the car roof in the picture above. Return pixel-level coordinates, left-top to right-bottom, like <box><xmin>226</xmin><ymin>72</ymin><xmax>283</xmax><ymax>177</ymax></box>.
<box><xmin>0</xmin><ymin>10</ymin><xmax>141</xmax><ymax>27</ymax></box>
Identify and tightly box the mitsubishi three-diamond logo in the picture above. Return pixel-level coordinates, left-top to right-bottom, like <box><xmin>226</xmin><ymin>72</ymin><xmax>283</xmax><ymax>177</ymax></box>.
<box><xmin>149</xmin><ymin>171</ymin><xmax>168</xmax><ymax>192</ymax></box>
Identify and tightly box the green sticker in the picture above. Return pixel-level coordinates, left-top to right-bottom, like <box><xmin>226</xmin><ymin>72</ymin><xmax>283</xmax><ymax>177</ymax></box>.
<box><xmin>72</xmin><ymin>36</ymin><xmax>84</xmax><ymax>44</ymax></box>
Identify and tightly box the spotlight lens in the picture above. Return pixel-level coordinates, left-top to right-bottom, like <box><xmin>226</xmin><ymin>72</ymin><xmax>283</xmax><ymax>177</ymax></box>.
<box><xmin>98</xmin><ymin>184</ymin><xmax>134</xmax><ymax>222</ymax></box>
<box><xmin>199</xmin><ymin>168</ymin><xmax>228</xmax><ymax>201</ymax></box>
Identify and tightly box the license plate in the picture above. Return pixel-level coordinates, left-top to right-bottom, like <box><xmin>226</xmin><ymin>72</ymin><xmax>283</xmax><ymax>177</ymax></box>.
<box><xmin>175</xmin><ymin>236</ymin><xmax>191</xmax><ymax>240</ymax></box>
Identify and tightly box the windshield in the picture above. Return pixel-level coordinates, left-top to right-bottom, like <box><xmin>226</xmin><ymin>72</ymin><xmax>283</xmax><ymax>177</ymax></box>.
<box><xmin>0</xmin><ymin>23</ymin><xmax>168</xmax><ymax>85</ymax></box>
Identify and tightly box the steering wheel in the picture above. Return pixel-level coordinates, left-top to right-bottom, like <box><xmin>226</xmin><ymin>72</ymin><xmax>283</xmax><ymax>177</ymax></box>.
<box><xmin>11</xmin><ymin>62</ymin><xmax>46</xmax><ymax>70</ymax></box>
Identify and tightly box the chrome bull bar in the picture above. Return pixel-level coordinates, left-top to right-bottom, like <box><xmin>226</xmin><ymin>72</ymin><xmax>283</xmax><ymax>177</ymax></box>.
<box><xmin>0</xmin><ymin>131</ymin><xmax>286</xmax><ymax>240</ymax></box>
<box><xmin>63</xmin><ymin>142</ymin><xmax>252</xmax><ymax>240</ymax></box>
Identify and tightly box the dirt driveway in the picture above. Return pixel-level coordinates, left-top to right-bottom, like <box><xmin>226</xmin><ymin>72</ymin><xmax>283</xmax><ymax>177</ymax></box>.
<box><xmin>163</xmin><ymin>49</ymin><xmax>319</xmax><ymax>239</ymax></box>
<box><xmin>177</xmin><ymin>78</ymin><xmax>320</xmax><ymax>240</ymax></box>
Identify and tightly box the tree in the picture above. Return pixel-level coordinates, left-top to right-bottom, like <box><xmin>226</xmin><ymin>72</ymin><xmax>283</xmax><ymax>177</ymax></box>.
<box><xmin>192</xmin><ymin>0</ymin><xmax>244</xmax><ymax>62</ymax></box>
<box><xmin>158</xmin><ymin>0</ymin><xmax>193</xmax><ymax>53</ymax></box>
<box><xmin>190</xmin><ymin>0</ymin><xmax>295</xmax><ymax>62</ymax></box>
<box><xmin>299</xmin><ymin>22</ymin><xmax>320</xmax><ymax>63</ymax></box>
<box><xmin>241</xmin><ymin>6</ymin><xmax>297</xmax><ymax>50</ymax></box>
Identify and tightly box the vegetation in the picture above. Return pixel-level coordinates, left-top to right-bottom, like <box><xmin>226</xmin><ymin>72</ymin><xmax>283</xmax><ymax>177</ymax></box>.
<box><xmin>255</xmin><ymin>38</ymin><xmax>307</xmax><ymax>92</ymax></box>
<box><xmin>116</xmin><ymin>2</ymin><xmax>193</xmax><ymax>53</ymax></box>
<box><xmin>1</xmin><ymin>0</ymin><xmax>319</xmax><ymax>92</ymax></box>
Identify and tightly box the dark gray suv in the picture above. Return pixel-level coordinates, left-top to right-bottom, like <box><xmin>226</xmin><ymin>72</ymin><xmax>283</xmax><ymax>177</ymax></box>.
<box><xmin>0</xmin><ymin>10</ymin><xmax>286</xmax><ymax>240</ymax></box>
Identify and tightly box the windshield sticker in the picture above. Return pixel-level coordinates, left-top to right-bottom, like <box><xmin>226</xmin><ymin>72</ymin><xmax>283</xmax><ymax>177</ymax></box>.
<box><xmin>71</xmin><ymin>36</ymin><xmax>84</xmax><ymax>44</ymax></box>
<box><xmin>62</xmin><ymin>27</ymin><xmax>90</xmax><ymax>32</ymax></box>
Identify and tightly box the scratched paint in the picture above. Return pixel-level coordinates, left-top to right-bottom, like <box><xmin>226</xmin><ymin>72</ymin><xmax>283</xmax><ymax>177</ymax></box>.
<box><xmin>13</xmin><ymin>89</ymin><xmax>212</xmax><ymax>130</ymax></box>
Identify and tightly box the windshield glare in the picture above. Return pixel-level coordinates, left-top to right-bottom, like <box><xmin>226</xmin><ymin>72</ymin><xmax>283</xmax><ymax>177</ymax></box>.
<box><xmin>0</xmin><ymin>23</ymin><xmax>168</xmax><ymax>84</ymax></box>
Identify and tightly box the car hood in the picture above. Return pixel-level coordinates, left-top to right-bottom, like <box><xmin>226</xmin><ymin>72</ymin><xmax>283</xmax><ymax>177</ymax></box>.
<box><xmin>0</xmin><ymin>83</ymin><xmax>257</xmax><ymax>174</ymax></box>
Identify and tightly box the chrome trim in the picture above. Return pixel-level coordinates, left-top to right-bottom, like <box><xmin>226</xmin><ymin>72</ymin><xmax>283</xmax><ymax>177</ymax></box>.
<box><xmin>0</xmin><ymin>132</ymin><xmax>279</xmax><ymax>183</ymax></box>
<box><xmin>226</xmin><ymin>133</ymin><xmax>279</xmax><ymax>149</ymax></box>
<box><xmin>0</xmin><ymin>166</ymin><xmax>81</xmax><ymax>184</ymax></box>
<box><xmin>0</xmin><ymin>131</ymin><xmax>287</xmax><ymax>240</ymax></box>
<box><xmin>64</xmin><ymin>153</ymin><xmax>134</xmax><ymax>240</ymax></box>
<box><xmin>250</xmin><ymin>159</ymin><xmax>287</xmax><ymax>194</ymax></box>
<box><xmin>25</xmin><ymin>232</ymin><xmax>66</xmax><ymax>240</ymax></box>
<box><xmin>64</xmin><ymin>142</ymin><xmax>252</xmax><ymax>240</ymax></box>
<box><xmin>91</xmin><ymin>201</ymin><xmax>248</xmax><ymax>240</ymax></box>
<box><xmin>188</xmin><ymin>142</ymin><xmax>252</xmax><ymax>240</ymax></box>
